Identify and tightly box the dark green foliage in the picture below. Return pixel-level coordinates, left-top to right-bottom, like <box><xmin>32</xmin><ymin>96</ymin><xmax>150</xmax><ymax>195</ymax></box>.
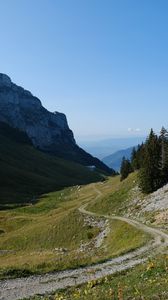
<box><xmin>131</xmin><ymin>144</ymin><xmax>144</xmax><ymax>170</ymax></box>
<box><xmin>132</xmin><ymin>127</ymin><xmax>168</xmax><ymax>194</ymax></box>
<box><xmin>159</xmin><ymin>126</ymin><xmax>168</xmax><ymax>182</ymax></box>
<box><xmin>120</xmin><ymin>157</ymin><xmax>133</xmax><ymax>181</ymax></box>
<box><xmin>131</xmin><ymin>147</ymin><xmax>137</xmax><ymax>170</ymax></box>
<box><xmin>138</xmin><ymin>129</ymin><xmax>162</xmax><ymax>193</ymax></box>
<box><xmin>2</xmin><ymin>268</ymin><xmax>34</xmax><ymax>279</ymax></box>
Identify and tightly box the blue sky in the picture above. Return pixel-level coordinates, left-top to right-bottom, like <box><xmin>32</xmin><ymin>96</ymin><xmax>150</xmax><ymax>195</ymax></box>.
<box><xmin>0</xmin><ymin>0</ymin><xmax>168</xmax><ymax>140</ymax></box>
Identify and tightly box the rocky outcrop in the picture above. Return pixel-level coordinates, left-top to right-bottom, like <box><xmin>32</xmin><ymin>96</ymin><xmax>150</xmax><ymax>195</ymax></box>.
<box><xmin>0</xmin><ymin>74</ymin><xmax>114</xmax><ymax>174</ymax></box>
<box><xmin>0</xmin><ymin>74</ymin><xmax>75</xmax><ymax>150</ymax></box>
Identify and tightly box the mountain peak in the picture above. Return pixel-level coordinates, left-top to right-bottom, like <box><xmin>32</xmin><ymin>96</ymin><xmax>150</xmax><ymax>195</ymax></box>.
<box><xmin>0</xmin><ymin>73</ymin><xmax>12</xmax><ymax>87</ymax></box>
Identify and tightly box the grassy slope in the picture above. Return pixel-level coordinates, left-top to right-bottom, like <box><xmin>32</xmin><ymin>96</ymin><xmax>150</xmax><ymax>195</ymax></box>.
<box><xmin>0</xmin><ymin>129</ymin><xmax>102</xmax><ymax>207</ymax></box>
<box><xmin>87</xmin><ymin>172</ymin><xmax>138</xmax><ymax>215</ymax></box>
<box><xmin>35</xmin><ymin>254</ymin><xmax>167</xmax><ymax>300</ymax></box>
<box><xmin>0</xmin><ymin>176</ymin><xmax>147</xmax><ymax>279</ymax></box>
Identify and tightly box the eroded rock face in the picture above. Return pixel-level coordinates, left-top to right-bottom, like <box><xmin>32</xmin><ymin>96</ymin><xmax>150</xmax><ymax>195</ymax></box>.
<box><xmin>0</xmin><ymin>74</ymin><xmax>75</xmax><ymax>150</ymax></box>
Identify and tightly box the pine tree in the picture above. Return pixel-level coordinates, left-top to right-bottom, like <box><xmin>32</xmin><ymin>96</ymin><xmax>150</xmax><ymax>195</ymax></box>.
<box><xmin>131</xmin><ymin>144</ymin><xmax>144</xmax><ymax>170</ymax></box>
<box><xmin>131</xmin><ymin>147</ymin><xmax>137</xmax><ymax>170</ymax></box>
<box><xmin>120</xmin><ymin>157</ymin><xmax>133</xmax><ymax>181</ymax></box>
<box><xmin>136</xmin><ymin>143</ymin><xmax>145</xmax><ymax>169</ymax></box>
<box><xmin>159</xmin><ymin>126</ymin><xmax>168</xmax><ymax>183</ymax></box>
<box><xmin>139</xmin><ymin>129</ymin><xmax>162</xmax><ymax>193</ymax></box>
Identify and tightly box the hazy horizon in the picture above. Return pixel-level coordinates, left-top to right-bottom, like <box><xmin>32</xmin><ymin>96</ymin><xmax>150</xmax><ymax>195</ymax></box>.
<box><xmin>76</xmin><ymin>134</ymin><xmax>146</xmax><ymax>143</ymax></box>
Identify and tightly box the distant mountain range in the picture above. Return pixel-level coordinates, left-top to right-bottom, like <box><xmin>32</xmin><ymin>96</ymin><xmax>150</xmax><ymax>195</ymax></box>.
<box><xmin>79</xmin><ymin>137</ymin><xmax>145</xmax><ymax>159</ymax></box>
<box><xmin>102</xmin><ymin>146</ymin><xmax>136</xmax><ymax>172</ymax></box>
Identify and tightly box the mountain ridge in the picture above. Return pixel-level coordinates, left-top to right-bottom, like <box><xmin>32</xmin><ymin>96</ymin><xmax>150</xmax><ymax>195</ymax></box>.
<box><xmin>0</xmin><ymin>73</ymin><xmax>114</xmax><ymax>175</ymax></box>
<box><xmin>102</xmin><ymin>146</ymin><xmax>135</xmax><ymax>171</ymax></box>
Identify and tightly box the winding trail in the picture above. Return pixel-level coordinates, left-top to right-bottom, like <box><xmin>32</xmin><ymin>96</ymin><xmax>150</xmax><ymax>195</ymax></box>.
<box><xmin>0</xmin><ymin>186</ymin><xmax>168</xmax><ymax>300</ymax></box>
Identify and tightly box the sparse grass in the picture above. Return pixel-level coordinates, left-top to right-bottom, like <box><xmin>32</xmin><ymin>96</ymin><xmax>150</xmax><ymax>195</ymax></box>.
<box><xmin>0</xmin><ymin>210</ymin><xmax>98</xmax><ymax>251</ymax></box>
<box><xmin>88</xmin><ymin>173</ymin><xmax>138</xmax><ymax>216</ymax></box>
<box><xmin>103</xmin><ymin>219</ymin><xmax>147</xmax><ymax>258</ymax></box>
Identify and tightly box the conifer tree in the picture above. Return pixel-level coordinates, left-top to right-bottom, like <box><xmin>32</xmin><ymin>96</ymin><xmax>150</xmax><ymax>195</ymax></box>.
<box><xmin>137</xmin><ymin>143</ymin><xmax>145</xmax><ymax>169</ymax></box>
<box><xmin>120</xmin><ymin>157</ymin><xmax>133</xmax><ymax>181</ymax></box>
<box><xmin>131</xmin><ymin>144</ymin><xmax>144</xmax><ymax>170</ymax></box>
<box><xmin>159</xmin><ymin>126</ymin><xmax>168</xmax><ymax>183</ymax></box>
<box><xmin>139</xmin><ymin>129</ymin><xmax>162</xmax><ymax>193</ymax></box>
<box><xmin>131</xmin><ymin>147</ymin><xmax>137</xmax><ymax>170</ymax></box>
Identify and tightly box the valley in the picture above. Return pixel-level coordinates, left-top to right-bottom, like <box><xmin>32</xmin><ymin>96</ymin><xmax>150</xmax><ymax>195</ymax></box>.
<box><xmin>0</xmin><ymin>1</ymin><xmax>168</xmax><ymax>299</ymax></box>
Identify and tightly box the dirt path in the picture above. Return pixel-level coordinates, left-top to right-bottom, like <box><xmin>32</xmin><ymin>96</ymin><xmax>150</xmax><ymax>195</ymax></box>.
<box><xmin>1</xmin><ymin>186</ymin><xmax>168</xmax><ymax>300</ymax></box>
<box><xmin>79</xmin><ymin>185</ymin><xmax>168</xmax><ymax>244</ymax></box>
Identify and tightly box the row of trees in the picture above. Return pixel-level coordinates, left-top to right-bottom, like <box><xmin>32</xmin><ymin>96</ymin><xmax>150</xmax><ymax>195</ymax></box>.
<box><xmin>120</xmin><ymin>127</ymin><xmax>168</xmax><ymax>193</ymax></box>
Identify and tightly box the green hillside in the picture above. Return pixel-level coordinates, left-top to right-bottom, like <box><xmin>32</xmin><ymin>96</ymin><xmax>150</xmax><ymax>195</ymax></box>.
<box><xmin>0</xmin><ymin>174</ymin><xmax>148</xmax><ymax>279</ymax></box>
<box><xmin>0</xmin><ymin>123</ymin><xmax>102</xmax><ymax>208</ymax></box>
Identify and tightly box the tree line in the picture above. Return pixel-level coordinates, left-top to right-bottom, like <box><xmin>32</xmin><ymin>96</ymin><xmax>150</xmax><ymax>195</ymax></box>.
<box><xmin>120</xmin><ymin>127</ymin><xmax>168</xmax><ymax>193</ymax></box>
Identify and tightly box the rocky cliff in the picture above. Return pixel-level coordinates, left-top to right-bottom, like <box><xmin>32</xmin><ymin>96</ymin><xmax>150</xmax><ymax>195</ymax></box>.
<box><xmin>0</xmin><ymin>74</ymin><xmax>114</xmax><ymax>174</ymax></box>
<box><xmin>0</xmin><ymin>74</ymin><xmax>75</xmax><ymax>150</ymax></box>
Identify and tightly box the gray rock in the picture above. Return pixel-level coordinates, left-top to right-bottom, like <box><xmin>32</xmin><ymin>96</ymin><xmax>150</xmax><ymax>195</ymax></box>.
<box><xmin>0</xmin><ymin>73</ymin><xmax>75</xmax><ymax>150</ymax></box>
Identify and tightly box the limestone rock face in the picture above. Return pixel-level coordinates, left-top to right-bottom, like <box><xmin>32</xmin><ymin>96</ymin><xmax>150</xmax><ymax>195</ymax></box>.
<box><xmin>0</xmin><ymin>73</ymin><xmax>114</xmax><ymax>174</ymax></box>
<box><xmin>0</xmin><ymin>74</ymin><xmax>75</xmax><ymax>150</ymax></box>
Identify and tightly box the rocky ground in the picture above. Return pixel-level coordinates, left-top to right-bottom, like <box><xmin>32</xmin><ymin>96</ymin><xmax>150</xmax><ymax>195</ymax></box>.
<box><xmin>78</xmin><ymin>214</ymin><xmax>109</xmax><ymax>252</ymax></box>
<box><xmin>124</xmin><ymin>184</ymin><xmax>168</xmax><ymax>231</ymax></box>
